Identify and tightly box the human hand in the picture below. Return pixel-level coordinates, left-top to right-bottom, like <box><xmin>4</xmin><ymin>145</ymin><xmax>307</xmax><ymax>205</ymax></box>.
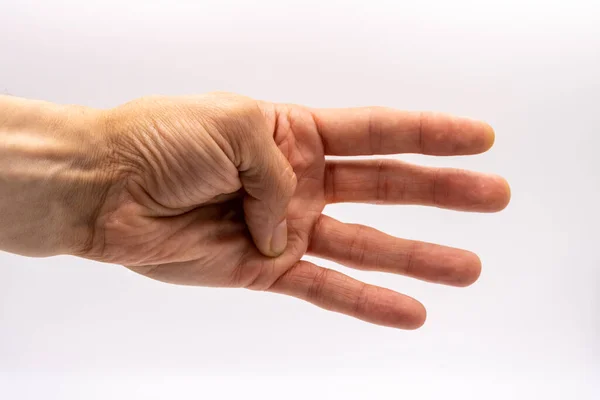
<box><xmin>79</xmin><ymin>92</ymin><xmax>510</xmax><ymax>329</ymax></box>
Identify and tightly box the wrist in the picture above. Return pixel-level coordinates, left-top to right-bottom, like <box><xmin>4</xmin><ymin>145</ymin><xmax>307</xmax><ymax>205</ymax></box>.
<box><xmin>0</xmin><ymin>96</ymin><xmax>116</xmax><ymax>257</ymax></box>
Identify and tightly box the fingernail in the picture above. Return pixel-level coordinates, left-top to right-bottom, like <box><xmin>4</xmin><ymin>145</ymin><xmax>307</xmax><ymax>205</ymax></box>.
<box><xmin>270</xmin><ymin>220</ymin><xmax>288</xmax><ymax>255</ymax></box>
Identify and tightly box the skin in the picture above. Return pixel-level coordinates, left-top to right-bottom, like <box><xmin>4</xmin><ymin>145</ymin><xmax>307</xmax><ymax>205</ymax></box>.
<box><xmin>0</xmin><ymin>92</ymin><xmax>510</xmax><ymax>329</ymax></box>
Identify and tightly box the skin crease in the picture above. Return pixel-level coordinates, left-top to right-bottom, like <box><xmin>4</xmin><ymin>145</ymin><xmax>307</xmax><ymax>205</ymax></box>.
<box><xmin>0</xmin><ymin>92</ymin><xmax>511</xmax><ymax>329</ymax></box>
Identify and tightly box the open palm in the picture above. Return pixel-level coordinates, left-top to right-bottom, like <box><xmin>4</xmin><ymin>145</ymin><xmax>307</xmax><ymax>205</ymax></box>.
<box><xmin>89</xmin><ymin>93</ymin><xmax>510</xmax><ymax>329</ymax></box>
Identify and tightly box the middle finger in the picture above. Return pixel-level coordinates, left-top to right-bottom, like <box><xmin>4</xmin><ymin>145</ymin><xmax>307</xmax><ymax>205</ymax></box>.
<box><xmin>324</xmin><ymin>159</ymin><xmax>510</xmax><ymax>212</ymax></box>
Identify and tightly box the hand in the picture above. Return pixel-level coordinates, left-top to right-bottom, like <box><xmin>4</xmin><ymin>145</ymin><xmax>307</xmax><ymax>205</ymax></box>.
<box><xmin>86</xmin><ymin>92</ymin><xmax>510</xmax><ymax>329</ymax></box>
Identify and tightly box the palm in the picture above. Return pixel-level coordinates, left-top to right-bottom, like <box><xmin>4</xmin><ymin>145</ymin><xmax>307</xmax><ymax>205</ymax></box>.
<box><xmin>92</xmin><ymin>94</ymin><xmax>510</xmax><ymax>329</ymax></box>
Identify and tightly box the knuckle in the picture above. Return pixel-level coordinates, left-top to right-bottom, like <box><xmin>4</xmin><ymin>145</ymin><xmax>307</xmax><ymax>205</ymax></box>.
<box><xmin>351</xmin><ymin>282</ymin><xmax>370</xmax><ymax>317</ymax></box>
<box><xmin>366</xmin><ymin>106</ymin><xmax>384</xmax><ymax>154</ymax></box>
<box><xmin>375</xmin><ymin>159</ymin><xmax>390</xmax><ymax>204</ymax></box>
<box><xmin>307</xmin><ymin>268</ymin><xmax>331</xmax><ymax>304</ymax></box>
<box><xmin>430</xmin><ymin>167</ymin><xmax>444</xmax><ymax>206</ymax></box>
<box><xmin>349</xmin><ymin>224</ymin><xmax>368</xmax><ymax>267</ymax></box>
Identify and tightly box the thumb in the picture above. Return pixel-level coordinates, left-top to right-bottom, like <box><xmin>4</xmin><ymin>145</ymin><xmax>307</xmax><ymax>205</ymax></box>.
<box><xmin>240</xmin><ymin>139</ymin><xmax>297</xmax><ymax>257</ymax></box>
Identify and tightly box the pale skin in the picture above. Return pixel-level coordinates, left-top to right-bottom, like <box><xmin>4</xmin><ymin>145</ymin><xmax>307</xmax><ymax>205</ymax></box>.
<box><xmin>0</xmin><ymin>92</ymin><xmax>510</xmax><ymax>329</ymax></box>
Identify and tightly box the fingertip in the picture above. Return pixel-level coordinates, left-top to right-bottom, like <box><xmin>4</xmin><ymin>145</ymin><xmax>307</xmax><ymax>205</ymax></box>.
<box><xmin>490</xmin><ymin>176</ymin><xmax>512</xmax><ymax>212</ymax></box>
<box><xmin>402</xmin><ymin>301</ymin><xmax>427</xmax><ymax>330</ymax></box>
<box><xmin>248</xmin><ymin>224</ymin><xmax>284</xmax><ymax>258</ymax></box>
<box><xmin>482</xmin><ymin>122</ymin><xmax>496</xmax><ymax>151</ymax></box>
<box><xmin>439</xmin><ymin>117</ymin><xmax>497</xmax><ymax>156</ymax></box>
<box><xmin>453</xmin><ymin>251</ymin><xmax>482</xmax><ymax>287</ymax></box>
<box><xmin>473</xmin><ymin>174</ymin><xmax>511</xmax><ymax>213</ymax></box>
<box><xmin>385</xmin><ymin>295</ymin><xmax>427</xmax><ymax>330</ymax></box>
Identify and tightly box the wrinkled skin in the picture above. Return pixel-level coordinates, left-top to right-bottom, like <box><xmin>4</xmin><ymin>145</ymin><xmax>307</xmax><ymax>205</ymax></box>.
<box><xmin>86</xmin><ymin>93</ymin><xmax>510</xmax><ymax>329</ymax></box>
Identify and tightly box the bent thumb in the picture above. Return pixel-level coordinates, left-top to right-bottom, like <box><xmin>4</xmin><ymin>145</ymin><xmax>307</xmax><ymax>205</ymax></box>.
<box><xmin>240</xmin><ymin>140</ymin><xmax>297</xmax><ymax>257</ymax></box>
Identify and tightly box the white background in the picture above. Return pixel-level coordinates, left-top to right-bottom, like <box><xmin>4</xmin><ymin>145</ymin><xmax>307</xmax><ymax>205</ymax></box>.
<box><xmin>1</xmin><ymin>0</ymin><xmax>599</xmax><ymax>398</ymax></box>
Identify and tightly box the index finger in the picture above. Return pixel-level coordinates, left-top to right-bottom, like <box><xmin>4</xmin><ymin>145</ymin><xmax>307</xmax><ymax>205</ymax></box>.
<box><xmin>311</xmin><ymin>107</ymin><xmax>495</xmax><ymax>156</ymax></box>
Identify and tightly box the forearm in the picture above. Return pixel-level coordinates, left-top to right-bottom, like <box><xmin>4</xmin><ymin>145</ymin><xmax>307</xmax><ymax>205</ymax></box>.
<box><xmin>0</xmin><ymin>95</ymin><xmax>112</xmax><ymax>257</ymax></box>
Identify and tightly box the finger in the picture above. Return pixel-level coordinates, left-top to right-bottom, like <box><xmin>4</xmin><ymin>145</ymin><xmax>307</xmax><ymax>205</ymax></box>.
<box><xmin>241</xmin><ymin>137</ymin><xmax>297</xmax><ymax>257</ymax></box>
<box><xmin>268</xmin><ymin>260</ymin><xmax>426</xmax><ymax>329</ymax></box>
<box><xmin>325</xmin><ymin>159</ymin><xmax>511</xmax><ymax>212</ymax></box>
<box><xmin>311</xmin><ymin>107</ymin><xmax>495</xmax><ymax>156</ymax></box>
<box><xmin>308</xmin><ymin>215</ymin><xmax>481</xmax><ymax>287</ymax></box>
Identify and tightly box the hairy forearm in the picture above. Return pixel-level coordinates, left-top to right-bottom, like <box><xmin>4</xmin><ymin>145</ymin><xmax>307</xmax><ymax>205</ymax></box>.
<box><xmin>0</xmin><ymin>96</ymin><xmax>112</xmax><ymax>257</ymax></box>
